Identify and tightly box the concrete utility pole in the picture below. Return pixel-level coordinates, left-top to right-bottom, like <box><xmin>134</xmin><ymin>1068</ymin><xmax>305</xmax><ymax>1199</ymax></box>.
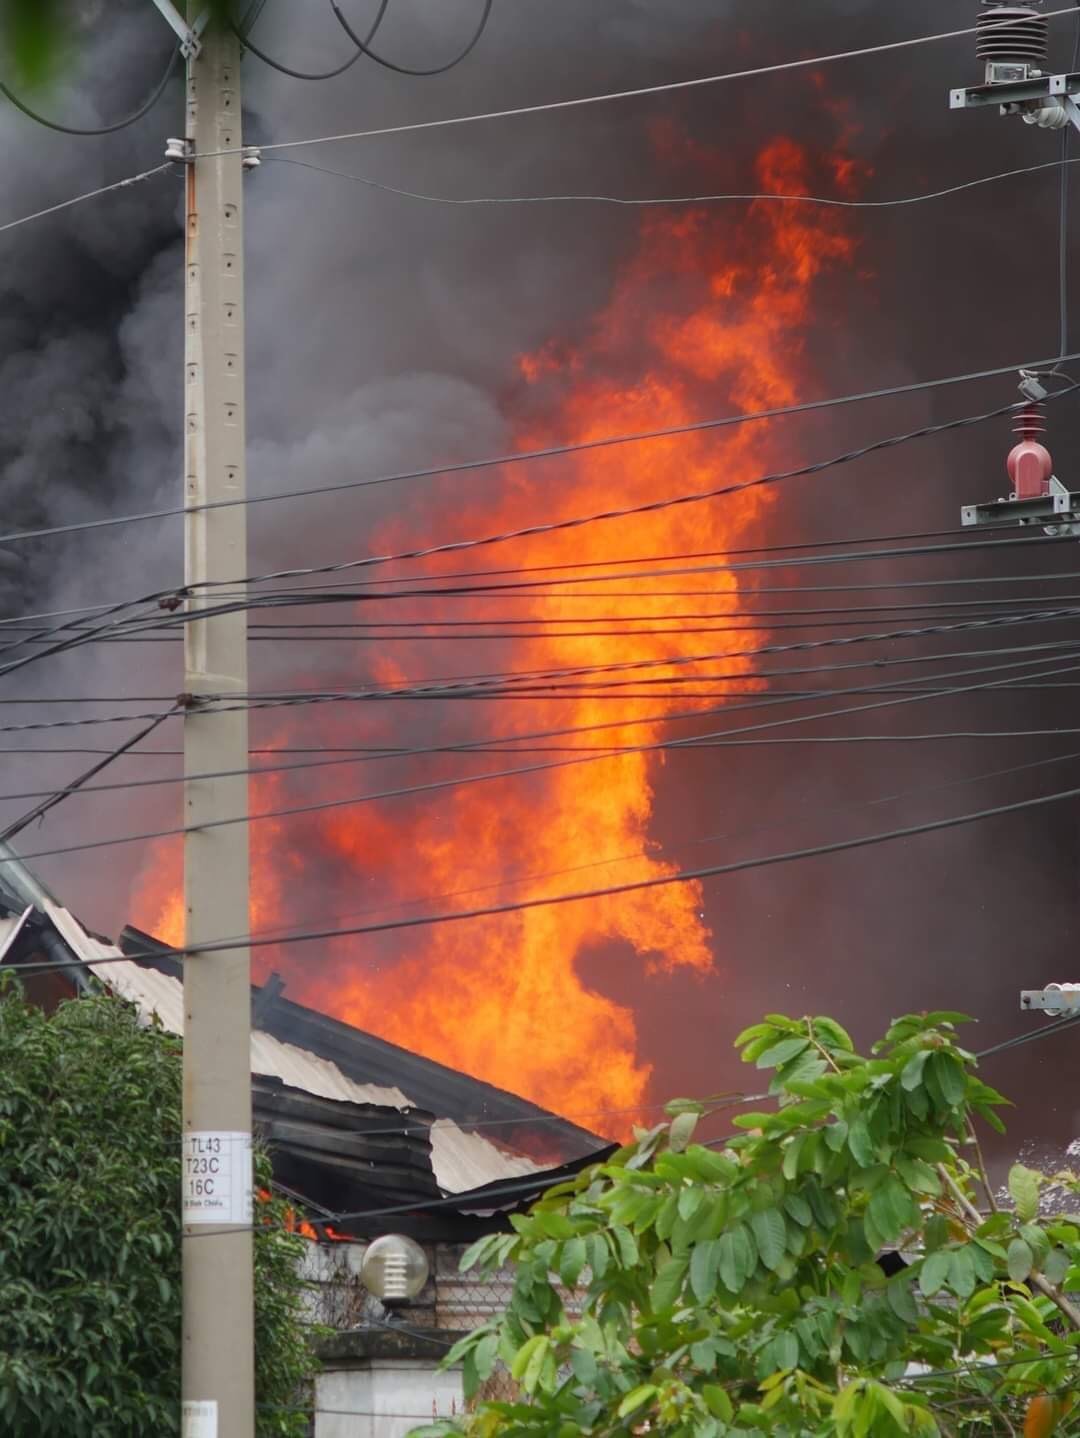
<box><xmin>178</xmin><ymin>9</ymin><xmax>255</xmax><ymax>1437</ymax></box>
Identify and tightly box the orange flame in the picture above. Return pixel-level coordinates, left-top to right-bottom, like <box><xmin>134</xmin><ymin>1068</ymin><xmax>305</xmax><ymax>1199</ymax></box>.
<box><xmin>134</xmin><ymin>131</ymin><xmax>858</xmax><ymax>1125</ymax></box>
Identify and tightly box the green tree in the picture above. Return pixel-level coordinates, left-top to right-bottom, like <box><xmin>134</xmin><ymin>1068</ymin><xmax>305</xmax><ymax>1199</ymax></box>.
<box><xmin>415</xmin><ymin>1012</ymin><xmax>1080</xmax><ymax>1437</ymax></box>
<box><xmin>0</xmin><ymin>985</ymin><xmax>316</xmax><ymax>1436</ymax></box>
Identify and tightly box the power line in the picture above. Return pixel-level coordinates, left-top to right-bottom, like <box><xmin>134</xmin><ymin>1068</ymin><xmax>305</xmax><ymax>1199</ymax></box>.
<box><xmin>7</xmin><ymin>526</ymin><xmax>1079</xmax><ymax>657</ymax></box>
<box><xmin>8</xmin><ymin>729</ymin><xmax>1080</xmax><ymax>763</ymax></box>
<box><xmin>1059</xmin><ymin>2</ymin><xmax>1080</xmax><ymax>356</ymax></box>
<box><xmin>185</xmin><ymin>387</ymin><xmax>1080</xmax><ymax>596</ymax></box>
<box><xmin>16</xmin><ymin>603</ymin><xmax>1072</xmax><ymax>717</ymax></box>
<box><xmin>5</xmin><ymin>590</ymin><xmax>1080</xmax><ymax>646</ymax></box>
<box><xmin>16</xmin><ymin>734</ymin><xmax>1080</xmax><ymax>976</ymax></box>
<box><xmin>5</xmin><ymin>635</ymin><xmax>1078</xmax><ymax>746</ymax></box>
<box><xmin>218</xmin><ymin>744</ymin><xmax>1080</xmax><ymax>939</ymax></box>
<box><xmin>0</xmin><ymin>44</ymin><xmax>180</xmax><ymax>136</ymax></box>
<box><xmin>329</xmin><ymin>0</ymin><xmax>493</xmax><ymax>77</ymax></box>
<box><xmin>230</xmin><ymin>0</ymin><xmax>389</xmax><ymax>81</ymax></box>
<box><xmin>977</xmin><ymin>1009</ymin><xmax>1080</xmax><ymax>1060</ymax></box>
<box><xmin>1</xmin><ymin>353</ymin><xmax>1075</xmax><ymax>549</ymax></box>
<box><xmin>8</xmin><ymin>556</ymin><xmax>1078</xmax><ymax>682</ymax></box>
<box><xmin>266</xmin><ymin>151</ymin><xmax>1080</xmax><ymax>212</ymax></box>
<box><xmin>7</xmin><ymin>654</ymin><xmax>1080</xmax><ymax>808</ymax></box>
<box><xmin>0</xmin><ymin>163</ymin><xmax>171</xmax><ymax>237</ymax></box>
<box><xmin>193</xmin><ymin>6</ymin><xmax>1080</xmax><ymax>156</ymax></box>
<box><xmin>6</xmin><ymin>646</ymin><xmax>1080</xmax><ymax>866</ymax></box>
<box><xmin>0</xmin><ymin>709</ymin><xmax>176</xmax><ymax>847</ymax></box>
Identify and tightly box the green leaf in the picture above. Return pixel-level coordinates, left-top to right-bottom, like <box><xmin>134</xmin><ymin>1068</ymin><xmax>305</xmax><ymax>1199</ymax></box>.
<box><xmin>948</xmin><ymin>1244</ymin><xmax>976</xmax><ymax>1299</ymax></box>
<box><xmin>750</xmin><ymin>1208</ymin><xmax>787</xmax><ymax>1272</ymax></box>
<box><xmin>756</xmin><ymin>1037</ymin><xmax>810</xmax><ymax>1069</ymax></box>
<box><xmin>669</xmin><ymin>1110</ymin><xmax>699</xmax><ymax>1153</ymax></box>
<box><xmin>919</xmin><ymin>1250</ymin><xmax>950</xmax><ymax>1297</ymax></box>
<box><xmin>458</xmin><ymin>1233</ymin><xmax>500</xmax><ymax>1272</ymax></box>
<box><xmin>587</xmin><ymin>1232</ymin><xmax>609</xmax><ymax>1281</ymax></box>
<box><xmin>923</xmin><ymin>1010</ymin><xmax>974</xmax><ymax>1028</ymax></box>
<box><xmin>782</xmin><ymin>1134</ymin><xmax>805</xmax><ymax>1181</ymax></box>
<box><xmin>617</xmin><ymin>1384</ymin><xmax>658</xmax><ymax>1419</ymax></box>
<box><xmin>678</xmin><ymin>1186</ymin><xmax>705</xmax><ymax>1222</ymax></box>
<box><xmin>900</xmin><ymin>1051</ymin><xmax>930</xmax><ymax>1092</ymax></box>
<box><xmin>784</xmin><ymin>1192</ymin><xmax>812</xmax><ymax>1228</ymax></box>
<box><xmin>1043</xmin><ymin>1246</ymin><xmax>1071</xmax><ymax>1285</ymax></box>
<box><xmin>522</xmin><ymin>1335</ymin><xmax>552</xmax><ymax>1394</ymax></box>
<box><xmin>702</xmin><ymin>1385</ymin><xmax>734</xmax><ymax>1421</ymax></box>
<box><xmin>474</xmin><ymin>1331</ymin><xmax>499</xmax><ymax>1382</ymax></box>
<box><xmin>848</xmin><ymin>1117</ymin><xmax>874</xmax><ymax>1167</ymax></box>
<box><xmin>770</xmin><ymin>1330</ymin><xmax>799</xmax><ymax>1371</ymax></box>
<box><xmin>1007</xmin><ymin>1237</ymin><xmax>1034</xmax><ymax>1283</ymax></box>
<box><xmin>927</xmin><ymin>1052</ymin><xmax>965</xmax><ymax>1107</ymax></box>
<box><xmin>867</xmin><ymin>1179</ymin><xmax>910</xmax><ymax>1245</ymax></box>
<box><xmin>813</xmin><ymin>1016</ymin><xmax>855</xmax><ymax>1051</ymax></box>
<box><xmin>610</xmin><ymin>1225</ymin><xmax>638</xmax><ymax>1267</ymax></box>
<box><xmin>510</xmin><ymin>1334</ymin><xmax>546</xmax><ymax>1382</ymax></box>
<box><xmin>718</xmin><ymin>1228</ymin><xmax>754</xmax><ymax>1294</ymax></box>
<box><xmin>690</xmin><ymin>1238</ymin><xmax>721</xmax><ymax>1303</ymax></box>
<box><xmin>558</xmin><ymin>1236</ymin><xmax>587</xmax><ymax>1288</ymax></box>
<box><xmin>886</xmin><ymin>1274</ymin><xmax>918</xmax><ymax>1324</ymax></box>
<box><xmin>1008</xmin><ymin>1164</ymin><xmax>1041</xmax><ymax>1224</ymax></box>
<box><xmin>650</xmin><ymin>1255</ymin><xmax>688</xmax><ymax>1312</ymax></box>
<box><xmin>824</xmin><ymin>1119</ymin><xmax>849</xmax><ymax>1153</ymax></box>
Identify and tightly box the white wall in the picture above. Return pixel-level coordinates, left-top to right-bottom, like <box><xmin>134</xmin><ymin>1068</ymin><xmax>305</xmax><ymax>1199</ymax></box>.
<box><xmin>315</xmin><ymin>1360</ymin><xmax>464</xmax><ymax>1438</ymax></box>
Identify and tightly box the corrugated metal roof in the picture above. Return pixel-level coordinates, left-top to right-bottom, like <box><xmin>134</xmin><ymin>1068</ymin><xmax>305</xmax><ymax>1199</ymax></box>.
<box><xmin>63</xmin><ymin>923</ymin><xmax>540</xmax><ymax>1196</ymax></box>
<box><xmin>0</xmin><ymin>906</ymin><xmax>31</xmax><ymax>964</ymax></box>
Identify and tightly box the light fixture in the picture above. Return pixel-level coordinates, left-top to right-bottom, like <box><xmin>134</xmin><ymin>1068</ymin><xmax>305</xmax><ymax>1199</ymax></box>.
<box><xmin>360</xmin><ymin>1234</ymin><xmax>430</xmax><ymax>1304</ymax></box>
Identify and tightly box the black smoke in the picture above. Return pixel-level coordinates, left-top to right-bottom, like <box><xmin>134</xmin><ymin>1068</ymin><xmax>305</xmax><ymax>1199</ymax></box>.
<box><xmin>1</xmin><ymin>0</ymin><xmax>1077</xmax><ymax>1160</ymax></box>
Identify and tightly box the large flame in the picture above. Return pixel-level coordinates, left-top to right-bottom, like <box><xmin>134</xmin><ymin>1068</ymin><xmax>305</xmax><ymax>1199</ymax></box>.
<box><xmin>133</xmin><ymin>132</ymin><xmax>858</xmax><ymax>1122</ymax></box>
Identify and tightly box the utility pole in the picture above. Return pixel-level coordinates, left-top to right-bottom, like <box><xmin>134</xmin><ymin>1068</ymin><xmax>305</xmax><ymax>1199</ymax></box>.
<box><xmin>177</xmin><ymin>7</ymin><xmax>255</xmax><ymax>1436</ymax></box>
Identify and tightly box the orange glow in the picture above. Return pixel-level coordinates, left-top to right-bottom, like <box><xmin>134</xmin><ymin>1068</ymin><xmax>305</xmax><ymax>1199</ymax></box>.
<box><xmin>133</xmin><ymin>131</ymin><xmax>858</xmax><ymax>1125</ymax></box>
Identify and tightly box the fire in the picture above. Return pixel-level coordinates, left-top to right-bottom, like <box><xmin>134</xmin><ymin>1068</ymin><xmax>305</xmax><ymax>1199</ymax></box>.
<box><xmin>133</xmin><ymin>128</ymin><xmax>857</xmax><ymax>1124</ymax></box>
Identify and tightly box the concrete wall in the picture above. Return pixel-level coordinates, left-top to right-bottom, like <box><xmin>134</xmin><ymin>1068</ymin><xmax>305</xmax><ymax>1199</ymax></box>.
<box><xmin>315</xmin><ymin>1359</ymin><xmax>464</xmax><ymax>1438</ymax></box>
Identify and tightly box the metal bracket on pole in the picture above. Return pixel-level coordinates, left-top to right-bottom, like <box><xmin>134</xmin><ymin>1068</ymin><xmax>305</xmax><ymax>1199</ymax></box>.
<box><xmin>149</xmin><ymin>0</ymin><xmax>210</xmax><ymax>59</ymax></box>
<box><xmin>1061</xmin><ymin>94</ymin><xmax>1080</xmax><ymax>137</ymax></box>
<box><xmin>1020</xmin><ymin>984</ymin><xmax>1080</xmax><ymax>1014</ymax></box>
<box><xmin>949</xmin><ymin>71</ymin><xmax>1080</xmax><ymax>110</ymax></box>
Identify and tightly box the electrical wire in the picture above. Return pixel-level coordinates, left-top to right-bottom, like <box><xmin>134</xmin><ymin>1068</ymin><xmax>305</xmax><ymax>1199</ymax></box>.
<box><xmin>0</xmin><ymin>163</ymin><xmax>171</xmax><ymax>236</ymax></box>
<box><xmin>0</xmin><ymin>45</ymin><xmax>180</xmax><ymax>136</ymax></box>
<box><xmin>9</xmin><ymin>729</ymin><xmax>1080</xmax><ymax>764</ymax></box>
<box><xmin>10</xmin><ymin>526</ymin><xmax>1080</xmax><ymax>663</ymax></box>
<box><xmin>1059</xmin><ymin>1</ymin><xmax>1080</xmax><ymax>356</ymax></box>
<box><xmin>0</xmin><ymin>353</ymin><xmax>1075</xmax><ymax>549</ymax></box>
<box><xmin>80</xmin><ymin>765</ymin><xmax>1080</xmax><ymax>968</ymax></box>
<box><xmin>192</xmin><ymin>5</ymin><xmax>1080</xmax><ymax>157</ymax></box>
<box><xmin>330</xmin><ymin>0</ymin><xmax>493</xmax><ymax>76</ymax></box>
<box><xmin>187</xmin><ymin>606</ymin><xmax>1080</xmax><ymax>701</ymax></box>
<box><xmin>7</xmin><ymin>593</ymin><xmax>1080</xmax><ymax>647</ymax></box>
<box><xmin>976</xmin><ymin>1008</ymin><xmax>1080</xmax><ymax>1060</ymax></box>
<box><xmin>0</xmin><ymin>709</ymin><xmax>176</xmax><ymax>846</ymax></box>
<box><xmin>181</xmin><ymin>386</ymin><xmax>1080</xmax><ymax>597</ymax></box>
<box><xmin>23</xmin><ymin>607</ymin><xmax>1077</xmax><ymax>720</ymax></box>
<box><xmin>7</xmin><ymin>645</ymin><xmax>1080</xmax><ymax>809</ymax></box>
<box><xmin>207</xmin><ymin>743</ymin><xmax>1080</xmax><ymax>940</ymax></box>
<box><xmin>6</xmin><ymin>646</ymin><xmax>1080</xmax><ymax>866</ymax></box>
<box><xmin>4</xmin><ymin>631</ymin><xmax>1078</xmax><ymax>744</ymax></box>
<box><xmin>266</xmin><ymin>151</ymin><xmax>1080</xmax><ymax>212</ymax></box>
<box><xmin>230</xmin><ymin>0</ymin><xmax>389</xmax><ymax>82</ymax></box>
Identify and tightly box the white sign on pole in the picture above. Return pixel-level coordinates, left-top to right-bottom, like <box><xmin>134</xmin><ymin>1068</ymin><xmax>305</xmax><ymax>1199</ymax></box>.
<box><xmin>182</xmin><ymin>1131</ymin><xmax>252</xmax><ymax>1225</ymax></box>
<box><xmin>182</xmin><ymin>1400</ymin><xmax>218</xmax><ymax>1438</ymax></box>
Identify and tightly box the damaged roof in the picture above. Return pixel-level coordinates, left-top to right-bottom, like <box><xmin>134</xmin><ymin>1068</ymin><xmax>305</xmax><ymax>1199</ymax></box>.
<box><xmin>0</xmin><ymin>842</ymin><xmax>612</xmax><ymax>1238</ymax></box>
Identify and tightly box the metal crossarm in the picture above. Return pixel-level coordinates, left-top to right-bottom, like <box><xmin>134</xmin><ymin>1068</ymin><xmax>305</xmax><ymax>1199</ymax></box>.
<box><xmin>149</xmin><ymin>0</ymin><xmax>209</xmax><ymax>59</ymax></box>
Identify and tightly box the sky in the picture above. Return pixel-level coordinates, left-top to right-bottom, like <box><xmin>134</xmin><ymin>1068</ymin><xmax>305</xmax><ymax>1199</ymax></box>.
<box><xmin>0</xmin><ymin>0</ymin><xmax>1078</xmax><ymax>1159</ymax></box>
